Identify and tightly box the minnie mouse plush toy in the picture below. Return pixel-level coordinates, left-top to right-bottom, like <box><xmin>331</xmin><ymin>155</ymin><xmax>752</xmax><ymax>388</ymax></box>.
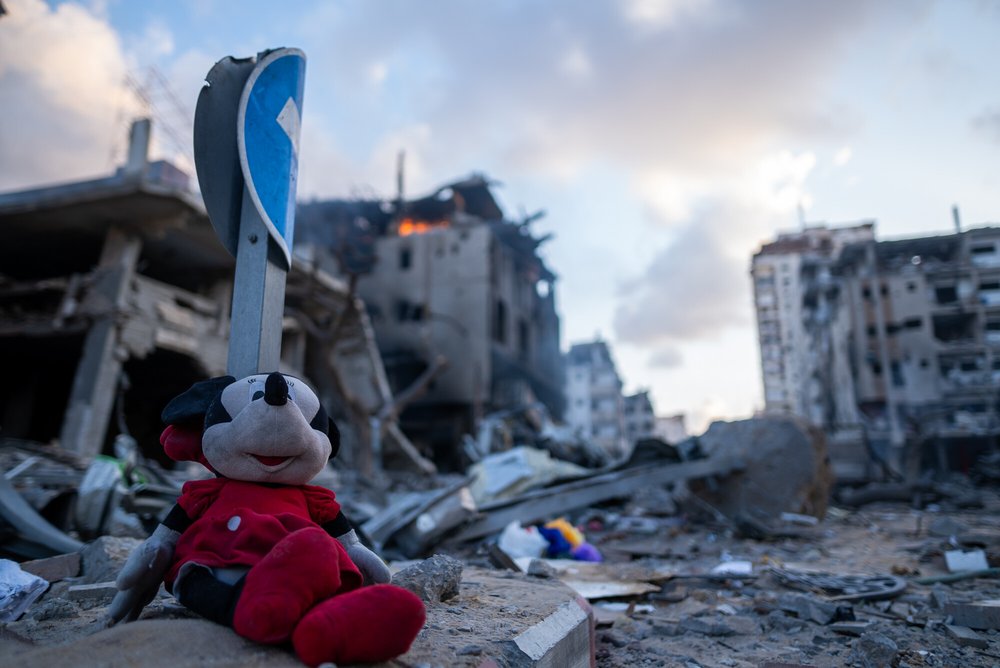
<box><xmin>108</xmin><ymin>372</ymin><xmax>425</xmax><ymax>666</ymax></box>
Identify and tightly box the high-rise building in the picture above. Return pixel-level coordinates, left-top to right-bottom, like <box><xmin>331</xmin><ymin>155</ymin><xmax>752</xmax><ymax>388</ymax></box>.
<box><xmin>564</xmin><ymin>340</ymin><xmax>627</xmax><ymax>457</ymax></box>
<box><xmin>752</xmin><ymin>219</ymin><xmax>1000</xmax><ymax>474</ymax></box>
<box><xmin>751</xmin><ymin>222</ymin><xmax>875</xmax><ymax>422</ymax></box>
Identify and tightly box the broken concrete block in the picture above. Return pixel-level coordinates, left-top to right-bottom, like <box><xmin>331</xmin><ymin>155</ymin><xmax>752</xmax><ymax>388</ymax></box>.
<box><xmin>506</xmin><ymin>598</ymin><xmax>593</xmax><ymax>668</ymax></box>
<box><xmin>944</xmin><ymin>624</ymin><xmax>989</xmax><ymax>649</ymax></box>
<box><xmin>66</xmin><ymin>582</ymin><xmax>117</xmax><ymax>603</ymax></box>
<box><xmin>526</xmin><ymin>559</ymin><xmax>558</xmax><ymax>579</ymax></box>
<box><xmin>829</xmin><ymin>621</ymin><xmax>872</xmax><ymax>636</ymax></box>
<box><xmin>679</xmin><ymin>616</ymin><xmax>737</xmax><ymax>636</ymax></box>
<box><xmin>689</xmin><ymin>415</ymin><xmax>833</xmax><ymax>521</ymax></box>
<box><xmin>19</xmin><ymin>553</ymin><xmax>81</xmax><ymax>583</ymax></box>
<box><xmin>851</xmin><ymin>631</ymin><xmax>898</xmax><ymax>668</ymax></box>
<box><xmin>391</xmin><ymin>553</ymin><xmax>463</xmax><ymax>603</ymax></box>
<box><xmin>79</xmin><ymin>536</ymin><xmax>142</xmax><ymax>584</ymax></box>
<box><xmin>929</xmin><ymin>585</ymin><xmax>951</xmax><ymax>609</ymax></box>
<box><xmin>944</xmin><ymin>600</ymin><xmax>1000</xmax><ymax>630</ymax></box>
<box><xmin>777</xmin><ymin>593</ymin><xmax>854</xmax><ymax>625</ymax></box>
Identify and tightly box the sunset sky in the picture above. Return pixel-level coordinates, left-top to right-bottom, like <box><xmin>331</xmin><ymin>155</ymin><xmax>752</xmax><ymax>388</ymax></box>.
<box><xmin>2</xmin><ymin>0</ymin><xmax>999</xmax><ymax>432</ymax></box>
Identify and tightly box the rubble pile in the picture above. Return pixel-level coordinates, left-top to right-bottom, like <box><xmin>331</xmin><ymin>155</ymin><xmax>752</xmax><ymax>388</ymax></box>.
<box><xmin>3</xmin><ymin>415</ymin><xmax>1000</xmax><ymax>667</ymax></box>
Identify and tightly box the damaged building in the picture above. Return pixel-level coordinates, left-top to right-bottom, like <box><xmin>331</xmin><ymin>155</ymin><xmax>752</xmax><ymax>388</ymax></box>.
<box><xmin>296</xmin><ymin>175</ymin><xmax>564</xmax><ymax>467</ymax></box>
<box><xmin>563</xmin><ymin>340</ymin><xmax>628</xmax><ymax>458</ymax></box>
<box><xmin>752</xmin><ymin>218</ymin><xmax>1000</xmax><ymax>478</ymax></box>
<box><xmin>0</xmin><ymin>120</ymin><xmax>424</xmax><ymax>481</ymax></box>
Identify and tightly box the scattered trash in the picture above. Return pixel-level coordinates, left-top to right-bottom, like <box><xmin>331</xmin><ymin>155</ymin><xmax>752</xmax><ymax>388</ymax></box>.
<box><xmin>711</xmin><ymin>560</ymin><xmax>753</xmax><ymax>576</ymax></box>
<box><xmin>497</xmin><ymin>521</ymin><xmax>549</xmax><ymax>560</ymax></box>
<box><xmin>768</xmin><ymin>568</ymin><xmax>907</xmax><ymax>602</ymax></box>
<box><xmin>779</xmin><ymin>512</ymin><xmax>820</xmax><ymax>526</ymax></box>
<box><xmin>943</xmin><ymin>548</ymin><xmax>988</xmax><ymax>573</ymax></box>
<box><xmin>0</xmin><ymin>559</ymin><xmax>49</xmax><ymax>622</ymax></box>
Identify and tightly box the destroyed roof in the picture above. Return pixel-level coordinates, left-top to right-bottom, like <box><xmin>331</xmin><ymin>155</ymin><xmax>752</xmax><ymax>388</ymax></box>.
<box><xmin>0</xmin><ymin>165</ymin><xmax>231</xmax><ymax>289</ymax></box>
<box><xmin>754</xmin><ymin>222</ymin><xmax>876</xmax><ymax>259</ymax></box>
<box><xmin>296</xmin><ymin>174</ymin><xmax>557</xmax><ymax>282</ymax></box>
<box><xmin>403</xmin><ymin>174</ymin><xmax>505</xmax><ymax>222</ymax></box>
<box><xmin>836</xmin><ymin>233</ymin><xmax>960</xmax><ymax>271</ymax></box>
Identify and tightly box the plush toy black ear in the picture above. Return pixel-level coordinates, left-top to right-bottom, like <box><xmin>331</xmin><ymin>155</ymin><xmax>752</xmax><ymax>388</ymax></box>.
<box><xmin>308</xmin><ymin>402</ymin><xmax>340</xmax><ymax>459</ymax></box>
<box><xmin>328</xmin><ymin>419</ymin><xmax>341</xmax><ymax>460</ymax></box>
<box><xmin>161</xmin><ymin>376</ymin><xmax>236</xmax><ymax>426</ymax></box>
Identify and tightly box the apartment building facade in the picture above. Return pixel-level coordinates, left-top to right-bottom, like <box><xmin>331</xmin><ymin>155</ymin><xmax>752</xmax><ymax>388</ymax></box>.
<box><xmin>752</xmin><ymin>220</ymin><xmax>1000</xmax><ymax>473</ymax></box>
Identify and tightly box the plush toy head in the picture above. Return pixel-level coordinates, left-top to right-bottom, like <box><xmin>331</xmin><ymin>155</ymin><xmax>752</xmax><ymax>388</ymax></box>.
<box><xmin>162</xmin><ymin>372</ymin><xmax>339</xmax><ymax>485</ymax></box>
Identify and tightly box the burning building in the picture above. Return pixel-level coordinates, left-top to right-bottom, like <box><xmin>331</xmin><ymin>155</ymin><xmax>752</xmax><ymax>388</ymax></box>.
<box><xmin>297</xmin><ymin>175</ymin><xmax>564</xmax><ymax>467</ymax></box>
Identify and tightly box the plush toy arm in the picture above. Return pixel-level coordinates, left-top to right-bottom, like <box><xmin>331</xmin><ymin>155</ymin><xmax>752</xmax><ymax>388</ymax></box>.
<box><xmin>107</xmin><ymin>507</ymin><xmax>187</xmax><ymax>624</ymax></box>
<box><xmin>334</xmin><ymin>526</ymin><xmax>391</xmax><ymax>585</ymax></box>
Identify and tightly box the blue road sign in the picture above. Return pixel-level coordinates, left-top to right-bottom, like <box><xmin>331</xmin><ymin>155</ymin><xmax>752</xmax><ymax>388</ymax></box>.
<box><xmin>237</xmin><ymin>48</ymin><xmax>306</xmax><ymax>268</ymax></box>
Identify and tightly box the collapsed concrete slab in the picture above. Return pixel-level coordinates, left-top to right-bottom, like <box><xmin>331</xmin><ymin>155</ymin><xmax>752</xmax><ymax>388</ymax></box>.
<box><xmin>689</xmin><ymin>415</ymin><xmax>833</xmax><ymax>521</ymax></box>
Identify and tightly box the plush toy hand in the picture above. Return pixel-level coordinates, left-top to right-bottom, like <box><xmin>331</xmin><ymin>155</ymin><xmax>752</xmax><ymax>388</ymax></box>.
<box><xmin>107</xmin><ymin>524</ymin><xmax>180</xmax><ymax>624</ymax></box>
<box><xmin>337</xmin><ymin>529</ymin><xmax>391</xmax><ymax>584</ymax></box>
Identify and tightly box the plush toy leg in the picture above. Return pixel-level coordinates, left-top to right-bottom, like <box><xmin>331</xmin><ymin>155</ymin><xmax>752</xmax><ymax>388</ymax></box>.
<box><xmin>232</xmin><ymin>528</ymin><xmax>344</xmax><ymax>644</ymax></box>
<box><xmin>291</xmin><ymin>584</ymin><xmax>426</xmax><ymax>666</ymax></box>
<box><xmin>174</xmin><ymin>563</ymin><xmax>244</xmax><ymax>626</ymax></box>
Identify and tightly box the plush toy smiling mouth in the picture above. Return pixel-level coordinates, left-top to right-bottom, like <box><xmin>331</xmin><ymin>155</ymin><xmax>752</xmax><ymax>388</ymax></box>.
<box><xmin>252</xmin><ymin>454</ymin><xmax>292</xmax><ymax>467</ymax></box>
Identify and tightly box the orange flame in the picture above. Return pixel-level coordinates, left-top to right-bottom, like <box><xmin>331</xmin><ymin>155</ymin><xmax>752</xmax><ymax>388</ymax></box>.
<box><xmin>398</xmin><ymin>218</ymin><xmax>449</xmax><ymax>236</ymax></box>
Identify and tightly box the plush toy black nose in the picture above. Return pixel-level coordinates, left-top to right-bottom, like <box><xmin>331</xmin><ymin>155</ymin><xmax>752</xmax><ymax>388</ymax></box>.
<box><xmin>264</xmin><ymin>372</ymin><xmax>288</xmax><ymax>406</ymax></box>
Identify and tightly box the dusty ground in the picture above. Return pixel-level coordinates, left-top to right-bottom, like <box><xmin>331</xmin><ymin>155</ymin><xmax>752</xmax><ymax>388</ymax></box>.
<box><xmin>571</xmin><ymin>488</ymin><xmax>1000</xmax><ymax>668</ymax></box>
<box><xmin>5</xmin><ymin>482</ymin><xmax>1000</xmax><ymax>667</ymax></box>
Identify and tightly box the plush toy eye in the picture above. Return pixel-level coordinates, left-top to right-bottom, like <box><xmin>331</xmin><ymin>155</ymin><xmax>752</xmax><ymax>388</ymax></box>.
<box><xmin>247</xmin><ymin>378</ymin><xmax>265</xmax><ymax>402</ymax></box>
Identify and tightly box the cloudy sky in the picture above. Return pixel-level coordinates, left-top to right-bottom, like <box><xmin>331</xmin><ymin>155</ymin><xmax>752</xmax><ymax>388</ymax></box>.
<box><xmin>2</xmin><ymin>0</ymin><xmax>999</xmax><ymax>432</ymax></box>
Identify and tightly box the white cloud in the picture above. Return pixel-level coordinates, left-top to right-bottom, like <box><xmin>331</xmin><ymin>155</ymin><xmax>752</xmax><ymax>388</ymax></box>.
<box><xmin>559</xmin><ymin>46</ymin><xmax>593</xmax><ymax>79</ymax></box>
<box><xmin>0</xmin><ymin>0</ymin><xmax>140</xmax><ymax>190</ymax></box>
<box><xmin>623</xmin><ymin>0</ymin><xmax>717</xmax><ymax>30</ymax></box>
<box><xmin>368</xmin><ymin>61</ymin><xmax>389</xmax><ymax>86</ymax></box>
<box><xmin>834</xmin><ymin>145</ymin><xmax>853</xmax><ymax>166</ymax></box>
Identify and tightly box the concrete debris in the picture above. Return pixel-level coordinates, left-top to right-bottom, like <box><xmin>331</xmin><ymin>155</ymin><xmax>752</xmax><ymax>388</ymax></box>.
<box><xmin>828</xmin><ymin>620</ymin><xmax>872</xmax><ymax>636</ymax></box>
<box><xmin>851</xmin><ymin>631</ymin><xmax>898</xmax><ymax>668</ymax></box>
<box><xmin>65</xmin><ymin>582</ymin><xmax>117</xmax><ymax>603</ymax></box>
<box><xmin>18</xmin><ymin>553</ymin><xmax>80</xmax><ymax>583</ymax></box>
<box><xmin>944</xmin><ymin>623</ymin><xmax>989</xmax><ymax>649</ymax></box>
<box><xmin>0</xmin><ymin>473</ymin><xmax>82</xmax><ymax>559</ymax></box>
<box><xmin>776</xmin><ymin>593</ymin><xmax>855</xmax><ymax>625</ymax></box>
<box><xmin>78</xmin><ymin>536</ymin><xmax>142</xmax><ymax>585</ymax></box>
<box><xmin>688</xmin><ymin>415</ymin><xmax>833</xmax><ymax>522</ymax></box>
<box><xmin>468</xmin><ymin>446</ymin><xmax>591</xmax><ymax>505</ymax></box>
<box><xmin>450</xmin><ymin>453</ymin><xmax>745</xmax><ymax>544</ymax></box>
<box><xmin>943</xmin><ymin>599</ymin><xmax>1000</xmax><ymax>630</ymax></box>
<box><xmin>391</xmin><ymin>554</ymin><xmax>464</xmax><ymax>603</ymax></box>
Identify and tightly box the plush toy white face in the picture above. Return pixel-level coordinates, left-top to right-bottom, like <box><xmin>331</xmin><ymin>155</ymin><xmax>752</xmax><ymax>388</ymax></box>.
<box><xmin>201</xmin><ymin>372</ymin><xmax>332</xmax><ymax>484</ymax></box>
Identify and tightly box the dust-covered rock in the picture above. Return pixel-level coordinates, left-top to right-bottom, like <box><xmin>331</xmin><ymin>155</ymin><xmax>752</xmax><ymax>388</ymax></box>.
<box><xmin>391</xmin><ymin>553</ymin><xmax>463</xmax><ymax>603</ymax></box>
<box><xmin>689</xmin><ymin>415</ymin><xmax>833</xmax><ymax>520</ymax></box>
<box><xmin>79</xmin><ymin>536</ymin><xmax>142</xmax><ymax>584</ymax></box>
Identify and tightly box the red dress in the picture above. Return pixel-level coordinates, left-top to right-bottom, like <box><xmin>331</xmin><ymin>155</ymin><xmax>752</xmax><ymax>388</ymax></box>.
<box><xmin>165</xmin><ymin>478</ymin><xmax>362</xmax><ymax>591</ymax></box>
